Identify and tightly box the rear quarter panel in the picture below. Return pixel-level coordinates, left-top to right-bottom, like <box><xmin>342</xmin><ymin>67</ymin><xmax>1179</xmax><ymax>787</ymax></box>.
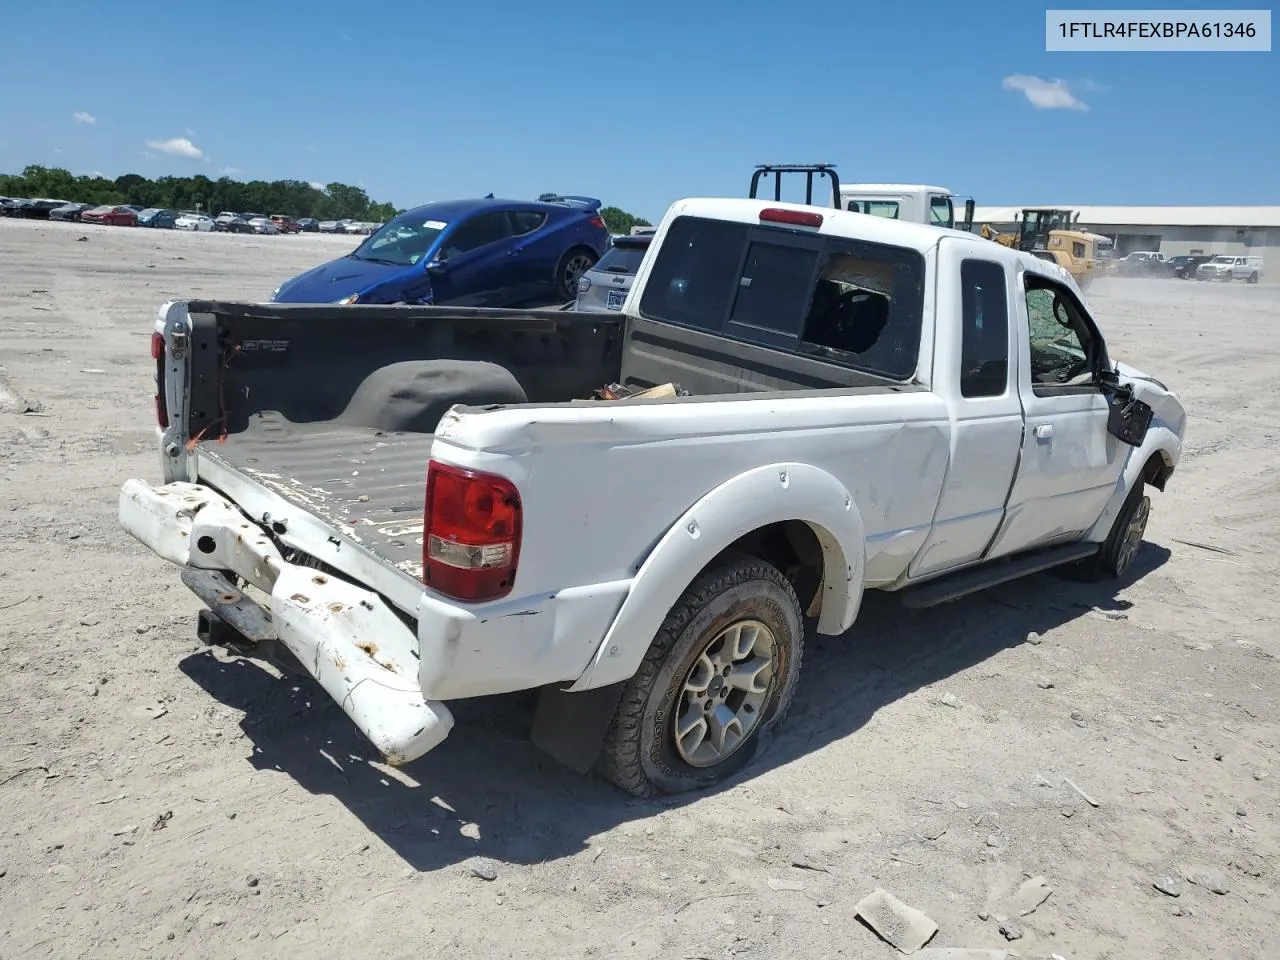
<box><xmin>432</xmin><ymin>389</ymin><xmax>951</xmax><ymax>606</ymax></box>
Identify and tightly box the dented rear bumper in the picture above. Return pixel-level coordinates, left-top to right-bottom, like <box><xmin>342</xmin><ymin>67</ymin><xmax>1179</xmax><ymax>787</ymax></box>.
<box><xmin>118</xmin><ymin>478</ymin><xmax>454</xmax><ymax>765</ymax></box>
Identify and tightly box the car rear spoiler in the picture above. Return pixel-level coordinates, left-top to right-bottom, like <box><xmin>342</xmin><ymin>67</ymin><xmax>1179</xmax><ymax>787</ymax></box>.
<box><xmin>538</xmin><ymin>194</ymin><xmax>603</xmax><ymax>212</ymax></box>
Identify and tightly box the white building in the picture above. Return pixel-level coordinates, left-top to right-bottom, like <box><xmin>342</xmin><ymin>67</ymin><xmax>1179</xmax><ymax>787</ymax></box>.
<box><xmin>970</xmin><ymin>205</ymin><xmax>1279</xmax><ymax>267</ymax></box>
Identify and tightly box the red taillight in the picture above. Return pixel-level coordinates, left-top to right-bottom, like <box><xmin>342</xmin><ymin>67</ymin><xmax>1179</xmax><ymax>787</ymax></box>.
<box><xmin>759</xmin><ymin>207</ymin><xmax>824</xmax><ymax>228</ymax></box>
<box><xmin>151</xmin><ymin>332</ymin><xmax>167</xmax><ymax>427</ymax></box>
<box><xmin>423</xmin><ymin>461</ymin><xmax>522</xmax><ymax>602</ymax></box>
<box><xmin>589</xmin><ymin>215</ymin><xmax>606</xmax><ymax>230</ymax></box>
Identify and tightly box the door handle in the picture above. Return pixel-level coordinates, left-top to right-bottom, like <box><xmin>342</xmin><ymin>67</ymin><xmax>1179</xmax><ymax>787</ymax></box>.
<box><xmin>1035</xmin><ymin>423</ymin><xmax>1053</xmax><ymax>440</ymax></box>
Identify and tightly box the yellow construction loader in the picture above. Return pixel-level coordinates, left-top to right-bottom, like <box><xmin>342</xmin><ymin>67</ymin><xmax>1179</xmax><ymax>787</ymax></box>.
<box><xmin>980</xmin><ymin>209</ymin><xmax>1103</xmax><ymax>289</ymax></box>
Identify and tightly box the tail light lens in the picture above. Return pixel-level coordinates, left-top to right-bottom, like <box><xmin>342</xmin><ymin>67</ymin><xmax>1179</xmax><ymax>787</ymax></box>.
<box><xmin>588</xmin><ymin>215</ymin><xmax>606</xmax><ymax>230</ymax></box>
<box><xmin>423</xmin><ymin>461</ymin><xmax>522</xmax><ymax>602</ymax></box>
<box><xmin>151</xmin><ymin>332</ymin><xmax>167</xmax><ymax>428</ymax></box>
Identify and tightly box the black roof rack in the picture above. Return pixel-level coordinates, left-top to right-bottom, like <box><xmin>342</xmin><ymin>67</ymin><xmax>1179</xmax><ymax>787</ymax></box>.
<box><xmin>749</xmin><ymin>163</ymin><xmax>841</xmax><ymax>208</ymax></box>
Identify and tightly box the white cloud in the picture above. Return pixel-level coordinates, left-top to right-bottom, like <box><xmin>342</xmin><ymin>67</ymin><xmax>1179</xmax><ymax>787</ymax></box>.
<box><xmin>1002</xmin><ymin>74</ymin><xmax>1089</xmax><ymax>111</ymax></box>
<box><xmin>145</xmin><ymin>136</ymin><xmax>204</xmax><ymax>159</ymax></box>
<box><xmin>84</xmin><ymin>170</ymin><xmax>104</xmax><ymax>178</ymax></box>
<box><xmin>185</xmin><ymin>127</ymin><xmax>197</xmax><ymax>137</ymax></box>
<box><xmin>73</xmin><ymin>111</ymin><xmax>97</xmax><ymax>125</ymax></box>
<box><xmin>220</xmin><ymin>166</ymin><xmax>242</xmax><ymax>176</ymax></box>
<box><xmin>53</xmin><ymin>147</ymin><xmax>63</xmax><ymax>154</ymax></box>
<box><xmin>309</xmin><ymin>181</ymin><xmax>326</xmax><ymax>192</ymax></box>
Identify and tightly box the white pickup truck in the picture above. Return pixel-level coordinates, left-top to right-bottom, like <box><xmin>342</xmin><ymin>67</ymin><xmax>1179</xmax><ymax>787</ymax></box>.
<box><xmin>120</xmin><ymin>196</ymin><xmax>1186</xmax><ymax>797</ymax></box>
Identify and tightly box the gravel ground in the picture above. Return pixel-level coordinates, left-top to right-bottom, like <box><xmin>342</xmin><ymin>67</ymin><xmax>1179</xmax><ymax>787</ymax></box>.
<box><xmin>1</xmin><ymin>217</ymin><xmax>1277</xmax><ymax>960</ymax></box>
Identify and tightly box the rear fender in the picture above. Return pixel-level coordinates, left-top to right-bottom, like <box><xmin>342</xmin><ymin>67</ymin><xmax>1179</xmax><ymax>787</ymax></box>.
<box><xmin>568</xmin><ymin>462</ymin><xmax>866</xmax><ymax>692</ymax></box>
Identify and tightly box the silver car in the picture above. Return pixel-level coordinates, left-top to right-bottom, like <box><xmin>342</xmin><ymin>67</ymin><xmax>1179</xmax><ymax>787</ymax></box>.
<box><xmin>573</xmin><ymin>234</ymin><xmax>652</xmax><ymax>312</ymax></box>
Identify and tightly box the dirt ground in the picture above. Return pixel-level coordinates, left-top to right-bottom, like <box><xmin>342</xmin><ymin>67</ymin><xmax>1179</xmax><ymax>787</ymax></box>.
<box><xmin>1</xmin><ymin>217</ymin><xmax>1277</xmax><ymax>960</ymax></box>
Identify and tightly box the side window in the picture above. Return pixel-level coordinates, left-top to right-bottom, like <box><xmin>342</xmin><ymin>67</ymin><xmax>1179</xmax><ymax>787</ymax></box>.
<box><xmin>510</xmin><ymin>210</ymin><xmax>547</xmax><ymax>236</ymax></box>
<box><xmin>441</xmin><ymin>211</ymin><xmax>512</xmax><ymax>258</ymax></box>
<box><xmin>959</xmin><ymin>260</ymin><xmax>1009</xmax><ymax>398</ymax></box>
<box><xmin>847</xmin><ymin>200</ymin><xmax>900</xmax><ymax>219</ymax></box>
<box><xmin>1024</xmin><ymin>280</ymin><xmax>1096</xmax><ymax>394</ymax></box>
<box><xmin>930</xmin><ymin>196</ymin><xmax>954</xmax><ymax>229</ymax></box>
<box><xmin>1072</xmin><ymin>241</ymin><xmax>1086</xmax><ymax>259</ymax></box>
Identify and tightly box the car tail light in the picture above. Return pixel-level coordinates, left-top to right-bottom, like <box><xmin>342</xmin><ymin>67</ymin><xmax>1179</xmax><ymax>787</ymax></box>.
<box><xmin>760</xmin><ymin>207</ymin><xmax>824</xmax><ymax>228</ymax></box>
<box><xmin>589</xmin><ymin>215</ymin><xmax>606</xmax><ymax>230</ymax></box>
<box><xmin>423</xmin><ymin>461</ymin><xmax>522</xmax><ymax>602</ymax></box>
<box><xmin>151</xmin><ymin>332</ymin><xmax>168</xmax><ymax>428</ymax></box>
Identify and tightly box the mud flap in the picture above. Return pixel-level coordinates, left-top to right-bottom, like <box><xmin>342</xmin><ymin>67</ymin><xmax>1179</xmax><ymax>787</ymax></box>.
<box><xmin>530</xmin><ymin>681</ymin><xmax>627</xmax><ymax>774</ymax></box>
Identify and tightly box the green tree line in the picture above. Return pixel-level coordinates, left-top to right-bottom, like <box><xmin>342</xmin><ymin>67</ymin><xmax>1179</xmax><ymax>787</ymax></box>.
<box><xmin>599</xmin><ymin>205</ymin><xmax>651</xmax><ymax>235</ymax></box>
<box><xmin>1</xmin><ymin>164</ymin><xmax>654</xmax><ymax>230</ymax></box>
<box><xmin>0</xmin><ymin>165</ymin><xmax>400</xmax><ymax>221</ymax></box>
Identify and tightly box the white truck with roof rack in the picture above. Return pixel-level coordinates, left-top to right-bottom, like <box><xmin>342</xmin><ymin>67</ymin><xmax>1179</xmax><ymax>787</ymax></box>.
<box><xmin>119</xmin><ymin>191</ymin><xmax>1185</xmax><ymax>798</ymax></box>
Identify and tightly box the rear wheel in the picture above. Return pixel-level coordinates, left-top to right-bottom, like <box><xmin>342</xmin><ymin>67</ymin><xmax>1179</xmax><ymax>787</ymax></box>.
<box><xmin>1248</xmin><ymin>272</ymin><xmax>1259</xmax><ymax>284</ymax></box>
<box><xmin>596</xmin><ymin>554</ymin><xmax>803</xmax><ymax>797</ymax></box>
<box><xmin>556</xmin><ymin>248</ymin><xmax>597</xmax><ymax>301</ymax></box>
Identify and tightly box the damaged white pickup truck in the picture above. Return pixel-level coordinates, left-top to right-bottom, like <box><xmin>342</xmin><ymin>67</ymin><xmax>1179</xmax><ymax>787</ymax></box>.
<box><xmin>120</xmin><ymin>196</ymin><xmax>1186</xmax><ymax>796</ymax></box>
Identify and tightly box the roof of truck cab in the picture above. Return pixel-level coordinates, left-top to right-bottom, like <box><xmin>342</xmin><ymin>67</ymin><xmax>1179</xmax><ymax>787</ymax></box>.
<box><xmin>660</xmin><ymin>197</ymin><xmax>1083</xmax><ymax>295</ymax></box>
<box><xmin>664</xmin><ymin>198</ymin><xmax>974</xmax><ymax>252</ymax></box>
<box><xmin>839</xmin><ymin>183</ymin><xmax>952</xmax><ymax>194</ymax></box>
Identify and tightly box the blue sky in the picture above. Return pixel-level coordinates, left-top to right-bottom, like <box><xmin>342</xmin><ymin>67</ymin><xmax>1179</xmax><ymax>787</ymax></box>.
<box><xmin>1</xmin><ymin>1</ymin><xmax>1275</xmax><ymax>219</ymax></box>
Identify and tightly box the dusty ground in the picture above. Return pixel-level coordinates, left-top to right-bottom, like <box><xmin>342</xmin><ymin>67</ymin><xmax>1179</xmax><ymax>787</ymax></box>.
<box><xmin>1</xmin><ymin>217</ymin><xmax>1278</xmax><ymax>960</ymax></box>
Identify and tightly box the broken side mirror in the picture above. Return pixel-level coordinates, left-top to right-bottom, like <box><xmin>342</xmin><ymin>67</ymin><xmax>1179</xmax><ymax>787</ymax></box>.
<box><xmin>1105</xmin><ymin>386</ymin><xmax>1153</xmax><ymax>446</ymax></box>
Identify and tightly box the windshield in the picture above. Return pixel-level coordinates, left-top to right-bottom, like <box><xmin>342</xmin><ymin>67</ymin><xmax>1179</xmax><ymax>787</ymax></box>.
<box><xmin>139</xmin><ymin>208</ymin><xmax>160</xmax><ymax>217</ymax></box>
<box><xmin>88</xmin><ymin>205</ymin><xmax>113</xmax><ymax>214</ymax></box>
<box><xmin>1210</xmin><ymin>256</ymin><xmax>1233</xmax><ymax>263</ymax></box>
<box><xmin>351</xmin><ymin>216</ymin><xmax>448</xmax><ymax>266</ymax></box>
<box><xmin>595</xmin><ymin>242</ymin><xmax>650</xmax><ymax>275</ymax></box>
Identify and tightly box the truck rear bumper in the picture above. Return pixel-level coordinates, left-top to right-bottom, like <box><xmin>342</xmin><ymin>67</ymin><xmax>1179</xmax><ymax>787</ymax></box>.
<box><xmin>118</xmin><ymin>477</ymin><xmax>454</xmax><ymax>765</ymax></box>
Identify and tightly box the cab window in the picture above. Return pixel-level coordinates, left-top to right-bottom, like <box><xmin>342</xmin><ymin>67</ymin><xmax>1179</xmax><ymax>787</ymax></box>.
<box><xmin>959</xmin><ymin>260</ymin><xmax>1008</xmax><ymax>397</ymax></box>
<box><xmin>846</xmin><ymin>200</ymin><xmax>900</xmax><ymax>219</ymax></box>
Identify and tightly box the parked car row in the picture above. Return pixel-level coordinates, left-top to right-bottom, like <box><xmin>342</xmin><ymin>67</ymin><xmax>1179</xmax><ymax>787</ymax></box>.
<box><xmin>1115</xmin><ymin>250</ymin><xmax>1265</xmax><ymax>283</ymax></box>
<box><xmin>317</xmin><ymin>218</ymin><xmax>380</xmax><ymax>235</ymax></box>
<box><xmin>0</xmin><ymin>197</ymin><xmax>377</xmax><ymax>238</ymax></box>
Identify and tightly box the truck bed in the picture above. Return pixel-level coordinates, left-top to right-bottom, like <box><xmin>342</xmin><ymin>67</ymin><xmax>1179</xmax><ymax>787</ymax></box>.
<box><xmin>175</xmin><ymin>300</ymin><xmax>910</xmax><ymax>597</ymax></box>
<box><xmin>197</xmin><ymin>413</ymin><xmax>432</xmax><ymax>580</ymax></box>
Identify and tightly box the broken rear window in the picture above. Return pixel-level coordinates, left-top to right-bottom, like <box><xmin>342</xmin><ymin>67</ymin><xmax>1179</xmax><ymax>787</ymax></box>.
<box><xmin>638</xmin><ymin>215</ymin><xmax>925</xmax><ymax>380</ymax></box>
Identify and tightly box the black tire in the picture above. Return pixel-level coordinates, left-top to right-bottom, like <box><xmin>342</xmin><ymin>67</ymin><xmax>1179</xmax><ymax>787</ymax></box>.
<box><xmin>555</xmin><ymin>247</ymin><xmax>597</xmax><ymax>301</ymax></box>
<box><xmin>596</xmin><ymin>554</ymin><xmax>804</xmax><ymax>797</ymax></box>
<box><xmin>1248</xmin><ymin>272</ymin><xmax>1259</xmax><ymax>284</ymax></box>
<box><xmin>1095</xmin><ymin>481</ymin><xmax>1151</xmax><ymax>579</ymax></box>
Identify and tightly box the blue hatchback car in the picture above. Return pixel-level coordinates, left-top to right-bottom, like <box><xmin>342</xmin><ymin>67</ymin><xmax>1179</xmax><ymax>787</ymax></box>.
<box><xmin>271</xmin><ymin>195</ymin><xmax>610</xmax><ymax>307</ymax></box>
